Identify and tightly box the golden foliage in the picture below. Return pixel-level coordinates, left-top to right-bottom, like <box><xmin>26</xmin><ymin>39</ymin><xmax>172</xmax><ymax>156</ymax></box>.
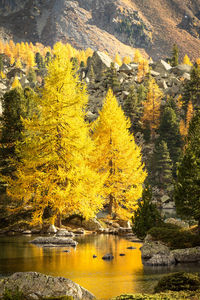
<box><xmin>183</xmin><ymin>54</ymin><xmax>193</xmax><ymax>66</ymax></box>
<box><xmin>12</xmin><ymin>77</ymin><xmax>22</xmax><ymax>89</ymax></box>
<box><xmin>114</xmin><ymin>53</ymin><xmax>122</xmax><ymax>66</ymax></box>
<box><xmin>137</xmin><ymin>59</ymin><xmax>149</xmax><ymax>82</ymax></box>
<box><xmin>92</xmin><ymin>89</ymin><xmax>147</xmax><ymax>217</ymax></box>
<box><xmin>141</xmin><ymin>78</ymin><xmax>163</xmax><ymax>136</ymax></box>
<box><xmin>6</xmin><ymin>42</ymin><xmax>104</xmax><ymax>225</ymax></box>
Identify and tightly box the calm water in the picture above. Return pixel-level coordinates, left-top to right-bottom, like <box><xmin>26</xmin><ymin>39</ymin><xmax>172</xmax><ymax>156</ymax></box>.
<box><xmin>0</xmin><ymin>235</ymin><xmax>199</xmax><ymax>299</ymax></box>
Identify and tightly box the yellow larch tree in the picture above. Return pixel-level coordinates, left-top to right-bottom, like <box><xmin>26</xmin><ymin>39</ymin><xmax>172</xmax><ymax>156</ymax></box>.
<box><xmin>15</xmin><ymin>58</ymin><xmax>22</xmax><ymax>69</ymax></box>
<box><xmin>180</xmin><ymin>119</ymin><xmax>187</xmax><ymax>137</ymax></box>
<box><xmin>183</xmin><ymin>54</ymin><xmax>193</xmax><ymax>66</ymax></box>
<box><xmin>10</xmin><ymin>54</ymin><xmax>15</xmax><ymax>66</ymax></box>
<box><xmin>122</xmin><ymin>56</ymin><xmax>131</xmax><ymax>64</ymax></box>
<box><xmin>137</xmin><ymin>58</ymin><xmax>149</xmax><ymax>82</ymax></box>
<box><xmin>133</xmin><ymin>49</ymin><xmax>142</xmax><ymax>63</ymax></box>
<box><xmin>6</xmin><ymin>42</ymin><xmax>104</xmax><ymax>226</ymax></box>
<box><xmin>92</xmin><ymin>89</ymin><xmax>147</xmax><ymax>218</ymax></box>
<box><xmin>186</xmin><ymin>100</ymin><xmax>194</xmax><ymax>130</ymax></box>
<box><xmin>12</xmin><ymin>77</ymin><xmax>22</xmax><ymax>89</ymax></box>
<box><xmin>114</xmin><ymin>53</ymin><xmax>122</xmax><ymax>66</ymax></box>
<box><xmin>141</xmin><ymin>78</ymin><xmax>163</xmax><ymax>138</ymax></box>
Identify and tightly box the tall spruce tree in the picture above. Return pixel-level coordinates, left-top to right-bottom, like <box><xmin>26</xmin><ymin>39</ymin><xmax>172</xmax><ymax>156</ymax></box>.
<box><xmin>158</xmin><ymin>107</ymin><xmax>183</xmax><ymax>174</ymax></box>
<box><xmin>171</xmin><ymin>44</ymin><xmax>179</xmax><ymax>67</ymax></box>
<box><xmin>174</xmin><ymin>110</ymin><xmax>200</xmax><ymax>231</ymax></box>
<box><xmin>105</xmin><ymin>62</ymin><xmax>120</xmax><ymax>92</ymax></box>
<box><xmin>0</xmin><ymin>88</ymin><xmax>36</xmax><ymax>191</ymax></box>
<box><xmin>123</xmin><ymin>85</ymin><xmax>143</xmax><ymax>132</ymax></box>
<box><xmin>182</xmin><ymin>63</ymin><xmax>200</xmax><ymax>111</ymax></box>
<box><xmin>132</xmin><ymin>185</ymin><xmax>162</xmax><ymax>238</ymax></box>
<box><xmin>152</xmin><ymin>141</ymin><xmax>173</xmax><ymax>189</ymax></box>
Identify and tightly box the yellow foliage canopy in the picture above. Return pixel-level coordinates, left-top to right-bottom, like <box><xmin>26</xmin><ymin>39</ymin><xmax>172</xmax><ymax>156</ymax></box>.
<box><xmin>92</xmin><ymin>89</ymin><xmax>147</xmax><ymax>218</ymax></box>
<box><xmin>6</xmin><ymin>42</ymin><xmax>104</xmax><ymax>225</ymax></box>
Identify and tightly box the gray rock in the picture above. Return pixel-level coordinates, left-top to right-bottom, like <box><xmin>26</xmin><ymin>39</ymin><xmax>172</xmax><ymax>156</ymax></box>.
<box><xmin>73</xmin><ymin>228</ymin><xmax>85</xmax><ymax>235</ymax></box>
<box><xmin>0</xmin><ymin>272</ymin><xmax>94</xmax><ymax>300</ymax></box>
<box><xmin>150</xmin><ymin>70</ymin><xmax>160</xmax><ymax>77</ymax></box>
<box><xmin>144</xmin><ymin>253</ymin><xmax>175</xmax><ymax>266</ymax></box>
<box><xmin>161</xmin><ymin>195</ymin><xmax>170</xmax><ymax>203</ymax></box>
<box><xmin>182</xmin><ymin>72</ymin><xmax>191</xmax><ymax>80</ymax></box>
<box><xmin>82</xmin><ymin>218</ymin><xmax>103</xmax><ymax>231</ymax></box>
<box><xmin>88</xmin><ymin>51</ymin><xmax>118</xmax><ymax>78</ymax></box>
<box><xmin>165</xmin><ymin>218</ymin><xmax>189</xmax><ymax>228</ymax></box>
<box><xmin>153</xmin><ymin>60</ymin><xmax>172</xmax><ymax>72</ymax></box>
<box><xmin>102</xmin><ymin>254</ymin><xmax>114</xmax><ymax>260</ymax></box>
<box><xmin>56</xmin><ymin>230</ymin><xmax>75</xmax><ymax>237</ymax></box>
<box><xmin>170</xmin><ymin>64</ymin><xmax>192</xmax><ymax>76</ymax></box>
<box><xmin>172</xmin><ymin>247</ymin><xmax>200</xmax><ymax>263</ymax></box>
<box><xmin>119</xmin><ymin>63</ymin><xmax>132</xmax><ymax>71</ymax></box>
<box><xmin>30</xmin><ymin>236</ymin><xmax>77</xmax><ymax>247</ymax></box>
<box><xmin>47</xmin><ymin>224</ymin><xmax>57</xmax><ymax>233</ymax></box>
<box><xmin>140</xmin><ymin>241</ymin><xmax>170</xmax><ymax>259</ymax></box>
<box><xmin>22</xmin><ymin>230</ymin><xmax>32</xmax><ymax>235</ymax></box>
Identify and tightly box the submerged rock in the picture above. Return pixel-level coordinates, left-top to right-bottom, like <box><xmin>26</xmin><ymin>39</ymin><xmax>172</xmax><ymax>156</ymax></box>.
<box><xmin>30</xmin><ymin>236</ymin><xmax>77</xmax><ymax>247</ymax></box>
<box><xmin>102</xmin><ymin>254</ymin><xmax>114</xmax><ymax>260</ymax></box>
<box><xmin>0</xmin><ymin>272</ymin><xmax>94</xmax><ymax>300</ymax></box>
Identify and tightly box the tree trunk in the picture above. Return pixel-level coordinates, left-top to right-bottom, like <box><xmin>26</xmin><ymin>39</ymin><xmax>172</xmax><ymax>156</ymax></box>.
<box><xmin>198</xmin><ymin>219</ymin><xmax>200</xmax><ymax>235</ymax></box>
<box><xmin>109</xmin><ymin>194</ymin><xmax>113</xmax><ymax>216</ymax></box>
<box><xmin>56</xmin><ymin>212</ymin><xmax>62</xmax><ymax>228</ymax></box>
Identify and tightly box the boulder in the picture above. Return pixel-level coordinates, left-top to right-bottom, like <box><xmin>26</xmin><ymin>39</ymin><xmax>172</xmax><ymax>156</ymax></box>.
<box><xmin>162</xmin><ymin>201</ymin><xmax>175</xmax><ymax>209</ymax></box>
<box><xmin>140</xmin><ymin>241</ymin><xmax>170</xmax><ymax>259</ymax></box>
<box><xmin>0</xmin><ymin>272</ymin><xmax>94</xmax><ymax>300</ymax></box>
<box><xmin>172</xmin><ymin>247</ymin><xmax>200</xmax><ymax>263</ymax></box>
<box><xmin>88</xmin><ymin>51</ymin><xmax>118</xmax><ymax>78</ymax></box>
<box><xmin>170</xmin><ymin>64</ymin><xmax>192</xmax><ymax>76</ymax></box>
<box><xmin>56</xmin><ymin>230</ymin><xmax>75</xmax><ymax>237</ymax></box>
<box><xmin>47</xmin><ymin>224</ymin><xmax>57</xmax><ymax>233</ymax></box>
<box><xmin>30</xmin><ymin>236</ymin><xmax>77</xmax><ymax>247</ymax></box>
<box><xmin>144</xmin><ymin>253</ymin><xmax>175</xmax><ymax>266</ymax></box>
<box><xmin>82</xmin><ymin>218</ymin><xmax>103</xmax><ymax>231</ymax></box>
<box><xmin>165</xmin><ymin>218</ymin><xmax>189</xmax><ymax>228</ymax></box>
<box><xmin>73</xmin><ymin>228</ymin><xmax>85</xmax><ymax>235</ymax></box>
<box><xmin>153</xmin><ymin>60</ymin><xmax>172</xmax><ymax>72</ymax></box>
<box><xmin>102</xmin><ymin>254</ymin><xmax>114</xmax><ymax>260</ymax></box>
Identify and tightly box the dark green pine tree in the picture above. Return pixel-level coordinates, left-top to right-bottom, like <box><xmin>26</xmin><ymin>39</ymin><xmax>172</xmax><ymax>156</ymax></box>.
<box><xmin>182</xmin><ymin>63</ymin><xmax>200</xmax><ymax>111</ymax></box>
<box><xmin>171</xmin><ymin>44</ymin><xmax>179</xmax><ymax>67</ymax></box>
<box><xmin>174</xmin><ymin>110</ymin><xmax>200</xmax><ymax>231</ymax></box>
<box><xmin>153</xmin><ymin>140</ymin><xmax>173</xmax><ymax>189</ymax></box>
<box><xmin>158</xmin><ymin>107</ymin><xmax>183</xmax><ymax>175</ymax></box>
<box><xmin>35</xmin><ymin>52</ymin><xmax>45</xmax><ymax>69</ymax></box>
<box><xmin>45</xmin><ymin>51</ymin><xmax>51</xmax><ymax>65</ymax></box>
<box><xmin>105</xmin><ymin>62</ymin><xmax>120</xmax><ymax>92</ymax></box>
<box><xmin>137</xmin><ymin>83</ymin><xmax>147</xmax><ymax>103</ymax></box>
<box><xmin>0</xmin><ymin>88</ymin><xmax>36</xmax><ymax>183</ymax></box>
<box><xmin>132</xmin><ymin>185</ymin><xmax>163</xmax><ymax>238</ymax></box>
<box><xmin>0</xmin><ymin>55</ymin><xmax>3</xmax><ymax>71</ymax></box>
<box><xmin>123</xmin><ymin>85</ymin><xmax>143</xmax><ymax>132</ymax></box>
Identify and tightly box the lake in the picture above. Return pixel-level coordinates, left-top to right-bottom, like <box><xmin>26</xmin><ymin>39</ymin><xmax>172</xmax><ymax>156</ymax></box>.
<box><xmin>0</xmin><ymin>234</ymin><xmax>199</xmax><ymax>299</ymax></box>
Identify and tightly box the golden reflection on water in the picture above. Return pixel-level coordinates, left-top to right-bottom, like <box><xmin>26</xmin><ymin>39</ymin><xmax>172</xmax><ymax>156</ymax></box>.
<box><xmin>0</xmin><ymin>235</ymin><xmax>143</xmax><ymax>299</ymax></box>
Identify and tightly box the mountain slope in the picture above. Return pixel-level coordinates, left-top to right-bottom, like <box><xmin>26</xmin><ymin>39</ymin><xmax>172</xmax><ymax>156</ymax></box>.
<box><xmin>0</xmin><ymin>0</ymin><xmax>200</xmax><ymax>59</ymax></box>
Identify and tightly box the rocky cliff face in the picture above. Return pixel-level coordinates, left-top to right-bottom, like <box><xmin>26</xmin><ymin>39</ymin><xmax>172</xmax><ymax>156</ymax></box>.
<box><xmin>0</xmin><ymin>0</ymin><xmax>200</xmax><ymax>59</ymax></box>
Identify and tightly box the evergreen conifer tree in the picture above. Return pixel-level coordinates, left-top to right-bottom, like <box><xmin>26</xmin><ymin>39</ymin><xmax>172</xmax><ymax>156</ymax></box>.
<box><xmin>171</xmin><ymin>44</ymin><xmax>179</xmax><ymax>67</ymax></box>
<box><xmin>182</xmin><ymin>63</ymin><xmax>200</xmax><ymax>110</ymax></box>
<box><xmin>174</xmin><ymin>110</ymin><xmax>200</xmax><ymax>231</ymax></box>
<box><xmin>105</xmin><ymin>62</ymin><xmax>120</xmax><ymax>92</ymax></box>
<box><xmin>153</xmin><ymin>141</ymin><xmax>173</xmax><ymax>189</ymax></box>
<box><xmin>158</xmin><ymin>107</ymin><xmax>183</xmax><ymax>174</ymax></box>
<box><xmin>132</xmin><ymin>185</ymin><xmax>162</xmax><ymax>238</ymax></box>
<box><xmin>123</xmin><ymin>85</ymin><xmax>143</xmax><ymax>132</ymax></box>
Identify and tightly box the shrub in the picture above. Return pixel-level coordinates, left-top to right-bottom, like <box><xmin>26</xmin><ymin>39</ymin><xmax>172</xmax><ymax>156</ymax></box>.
<box><xmin>132</xmin><ymin>186</ymin><xmax>163</xmax><ymax>239</ymax></box>
<box><xmin>112</xmin><ymin>290</ymin><xmax>200</xmax><ymax>299</ymax></box>
<box><xmin>154</xmin><ymin>272</ymin><xmax>200</xmax><ymax>293</ymax></box>
<box><xmin>148</xmin><ymin>225</ymin><xmax>200</xmax><ymax>249</ymax></box>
